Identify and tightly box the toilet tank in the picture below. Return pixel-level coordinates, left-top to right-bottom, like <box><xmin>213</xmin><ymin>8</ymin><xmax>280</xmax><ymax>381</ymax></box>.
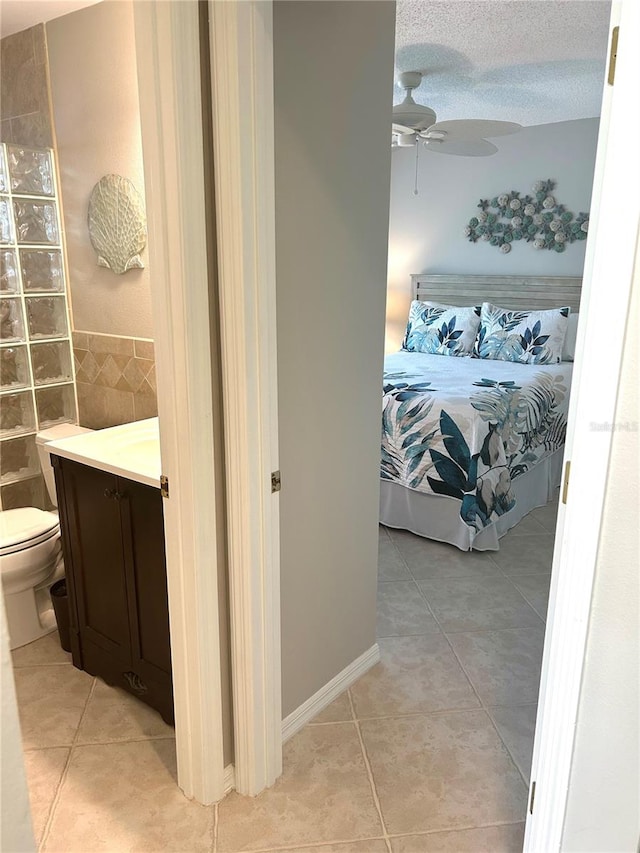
<box><xmin>36</xmin><ymin>424</ymin><xmax>94</xmax><ymax>507</ymax></box>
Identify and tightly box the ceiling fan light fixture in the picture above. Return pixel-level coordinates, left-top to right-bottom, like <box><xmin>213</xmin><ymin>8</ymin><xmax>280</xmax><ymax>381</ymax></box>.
<box><xmin>396</xmin><ymin>132</ymin><xmax>416</xmax><ymax>147</ymax></box>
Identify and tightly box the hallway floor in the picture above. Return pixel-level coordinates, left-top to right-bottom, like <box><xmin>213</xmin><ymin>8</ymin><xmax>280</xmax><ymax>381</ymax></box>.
<box><xmin>15</xmin><ymin>497</ymin><xmax>557</xmax><ymax>853</ymax></box>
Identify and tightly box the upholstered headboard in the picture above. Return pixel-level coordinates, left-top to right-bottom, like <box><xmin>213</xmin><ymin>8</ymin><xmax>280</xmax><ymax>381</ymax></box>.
<box><xmin>411</xmin><ymin>274</ymin><xmax>582</xmax><ymax>313</ymax></box>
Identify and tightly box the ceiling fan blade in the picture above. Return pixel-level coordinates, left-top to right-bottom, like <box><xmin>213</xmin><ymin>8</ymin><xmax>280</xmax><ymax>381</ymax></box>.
<box><xmin>393</xmin><ymin>122</ymin><xmax>416</xmax><ymax>135</ymax></box>
<box><xmin>423</xmin><ymin>138</ymin><xmax>498</xmax><ymax>157</ymax></box>
<box><xmin>426</xmin><ymin>120</ymin><xmax>522</xmax><ymax>140</ymax></box>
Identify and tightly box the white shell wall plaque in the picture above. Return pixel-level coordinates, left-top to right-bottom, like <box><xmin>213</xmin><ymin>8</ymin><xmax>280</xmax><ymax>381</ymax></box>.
<box><xmin>87</xmin><ymin>174</ymin><xmax>147</xmax><ymax>274</ymax></box>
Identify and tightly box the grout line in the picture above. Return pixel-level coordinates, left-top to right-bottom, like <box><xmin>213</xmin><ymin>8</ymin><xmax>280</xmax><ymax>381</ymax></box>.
<box><xmin>407</xmin><ymin>574</ymin><xmax>534</xmax><ymax>793</ymax></box>
<box><xmin>499</xmin><ymin>573</ymin><xmax>548</xmax><ymax>626</ymax></box>
<box><xmin>73</xmin><ymin>733</ymin><xmax>177</xmax><ymax>748</ymax></box>
<box><xmin>386</xmin><ymin>819</ymin><xmax>526</xmax><ymax>841</ymax></box>
<box><xmin>211</xmin><ymin>801</ymin><xmax>218</xmax><ymax>853</ymax></box>
<box><xmin>38</xmin><ymin>675</ymin><xmax>97</xmax><ymax>850</ymax></box>
<box><xmin>235</xmin><ymin>835</ymin><xmax>390</xmax><ymax>853</ymax></box>
<box><xmin>348</xmin><ymin>690</ymin><xmax>393</xmax><ymax>853</ymax></box>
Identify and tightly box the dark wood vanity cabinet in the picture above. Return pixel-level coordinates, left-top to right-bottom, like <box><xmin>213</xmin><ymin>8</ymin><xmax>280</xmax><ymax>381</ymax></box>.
<box><xmin>52</xmin><ymin>456</ymin><xmax>174</xmax><ymax>724</ymax></box>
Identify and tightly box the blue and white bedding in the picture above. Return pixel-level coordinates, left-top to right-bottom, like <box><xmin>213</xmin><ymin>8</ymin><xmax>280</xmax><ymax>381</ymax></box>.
<box><xmin>382</xmin><ymin>351</ymin><xmax>572</xmax><ymax>534</ymax></box>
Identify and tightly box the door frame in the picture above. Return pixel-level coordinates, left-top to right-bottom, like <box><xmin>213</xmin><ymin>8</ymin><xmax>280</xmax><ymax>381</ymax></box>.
<box><xmin>133</xmin><ymin>1</ymin><xmax>226</xmax><ymax>803</ymax></box>
<box><xmin>524</xmin><ymin>1</ymin><xmax>638</xmax><ymax>848</ymax></box>
<box><xmin>133</xmin><ymin>0</ymin><xmax>282</xmax><ymax>801</ymax></box>
<box><xmin>206</xmin><ymin>0</ymin><xmax>282</xmax><ymax>796</ymax></box>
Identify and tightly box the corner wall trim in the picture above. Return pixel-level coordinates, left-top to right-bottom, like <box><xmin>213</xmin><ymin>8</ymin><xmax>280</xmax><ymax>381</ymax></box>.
<box><xmin>224</xmin><ymin>764</ymin><xmax>235</xmax><ymax>795</ymax></box>
<box><xmin>282</xmin><ymin>644</ymin><xmax>381</xmax><ymax>743</ymax></box>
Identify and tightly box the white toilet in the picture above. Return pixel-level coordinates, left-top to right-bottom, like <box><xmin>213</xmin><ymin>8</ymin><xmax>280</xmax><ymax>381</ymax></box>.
<box><xmin>0</xmin><ymin>424</ymin><xmax>92</xmax><ymax>650</ymax></box>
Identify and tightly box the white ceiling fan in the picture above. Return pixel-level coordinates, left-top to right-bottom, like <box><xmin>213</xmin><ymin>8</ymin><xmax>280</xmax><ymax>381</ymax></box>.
<box><xmin>392</xmin><ymin>71</ymin><xmax>521</xmax><ymax>156</ymax></box>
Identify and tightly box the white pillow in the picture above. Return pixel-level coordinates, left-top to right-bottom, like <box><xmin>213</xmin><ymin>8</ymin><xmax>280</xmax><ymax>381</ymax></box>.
<box><xmin>402</xmin><ymin>300</ymin><xmax>481</xmax><ymax>357</ymax></box>
<box><xmin>474</xmin><ymin>302</ymin><xmax>570</xmax><ymax>365</ymax></box>
<box><xmin>562</xmin><ymin>312</ymin><xmax>579</xmax><ymax>361</ymax></box>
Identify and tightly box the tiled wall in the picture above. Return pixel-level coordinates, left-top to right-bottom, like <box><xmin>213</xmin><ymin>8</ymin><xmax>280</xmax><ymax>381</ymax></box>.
<box><xmin>0</xmin><ymin>25</ymin><xmax>53</xmax><ymax>149</ymax></box>
<box><xmin>72</xmin><ymin>331</ymin><xmax>157</xmax><ymax>429</ymax></box>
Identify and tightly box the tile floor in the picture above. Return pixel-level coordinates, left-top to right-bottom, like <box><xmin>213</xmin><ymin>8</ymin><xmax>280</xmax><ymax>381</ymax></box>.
<box><xmin>13</xmin><ymin>497</ymin><xmax>557</xmax><ymax>853</ymax></box>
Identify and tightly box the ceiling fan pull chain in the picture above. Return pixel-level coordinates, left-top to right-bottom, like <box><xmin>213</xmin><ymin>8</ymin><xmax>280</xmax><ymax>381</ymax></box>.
<box><xmin>414</xmin><ymin>141</ymin><xmax>420</xmax><ymax>196</ymax></box>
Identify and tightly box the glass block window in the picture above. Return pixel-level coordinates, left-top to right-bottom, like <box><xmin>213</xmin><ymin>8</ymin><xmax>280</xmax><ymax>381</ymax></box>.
<box><xmin>30</xmin><ymin>341</ymin><xmax>73</xmax><ymax>385</ymax></box>
<box><xmin>1</xmin><ymin>250</ymin><xmax>19</xmax><ymax>294</ymax></box>
<box><xmin>7</xmin><ymin>146</ymin><xmax>54</xmax><ymax>197</ymax></box>
<box><xmin>0</xmin><ymin>143</ymin><xmax>77</xmax><ymax>509</ymax></box>
<box><xmin>0</xmin><ymin>345</ymin><xmax>30</xmax><ymax>390</ymax></box>
<box><xmin>21</xmin><ymin>250</ymin><xmax>64</xmax><ymax>292</ymax></box>
<box><xmin>0</xmin><ymin>197</ymin><xmax>14</xmax><ymax>244</ymax></box>
<box><xmin>26</xmin><ymin>295</ymin><xmax>68</xmax><ymax>339</ymax></box>
<box><xmin>0</xmin><ymin>390</ymin><xmax>36</xmax><ymax>438</ymax></box>
<box><xmin>14</xmin><ymin>200</ymin><xmax>59</xmax><ymax>244</ymax></box>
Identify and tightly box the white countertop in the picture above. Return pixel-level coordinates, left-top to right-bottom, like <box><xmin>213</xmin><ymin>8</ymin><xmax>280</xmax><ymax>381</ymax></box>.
<box><xmin>47</xmin><ymin>418</ymin><xmax>161</xmax><ymax>488</ymax></box>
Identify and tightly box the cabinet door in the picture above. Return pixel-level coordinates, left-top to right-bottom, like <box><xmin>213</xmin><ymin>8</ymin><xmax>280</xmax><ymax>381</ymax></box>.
<box><xmin>119</xmin><ymin>478</ymin><xmax>172</xmax><ymax>684</ymax></box>
<box><xmin>60</xmin><ymin>460</ymin><xmax>132</xmax><ymax>665</ymax></box>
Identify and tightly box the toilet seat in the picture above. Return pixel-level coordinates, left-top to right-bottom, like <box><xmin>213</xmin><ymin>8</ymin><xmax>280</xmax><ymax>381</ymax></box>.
<box><xmin>0</xmin><ymin>508</ymin><xmax>60</xmax><ymax>557</ymax></box>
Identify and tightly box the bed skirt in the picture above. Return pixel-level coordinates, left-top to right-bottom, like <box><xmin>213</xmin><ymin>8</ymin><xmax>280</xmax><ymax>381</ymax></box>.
<box><xmin>379</xmin><ymin>448</ymin><xmax>563</xmax><ymax>551</ymax></box>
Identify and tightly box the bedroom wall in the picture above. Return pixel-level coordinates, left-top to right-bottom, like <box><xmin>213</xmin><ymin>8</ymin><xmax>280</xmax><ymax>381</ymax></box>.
<box><xmin>273</xmin><ymin>0</ymin><xmax>395</xmax><ymax>716</ymax></box>
<box><xmin>387</xmin><ymin>117</ymin><xmax>599</xmax><ymax>351</ymax></box>
<box><xmin>561</xmin><ymin>261</ymin><xmax>639</xmax><ymax>851</ymax></box>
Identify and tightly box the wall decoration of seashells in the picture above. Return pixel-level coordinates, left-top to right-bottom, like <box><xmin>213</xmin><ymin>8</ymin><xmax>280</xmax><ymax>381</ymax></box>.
<box><xmin>87</xmin><ymin>174</ymin><xmax>147</xmax><ymax>274</ymax></box>
<box><xmin>464</xmin><ymin>179</ymin><xmax>589</xmax><ymax>254</ymax></box>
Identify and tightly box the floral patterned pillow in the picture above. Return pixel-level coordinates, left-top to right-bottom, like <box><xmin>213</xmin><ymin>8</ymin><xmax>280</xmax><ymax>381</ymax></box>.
<box><xmin>474</xmin><ymin>303</ymin><xmax>570</xmax><ymax>364</ymax></box>
<box><xmin>402</xmin><ymin>301</ymin><xmax>481</xmax><ymax>356</ymax></box>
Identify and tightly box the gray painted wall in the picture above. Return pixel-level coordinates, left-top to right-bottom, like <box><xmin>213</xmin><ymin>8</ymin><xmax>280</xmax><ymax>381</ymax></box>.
<box><xmin>386</xmin><ymin>118</ymin><xmax>599</xmax><ymax>351</ymax></box>
<box><xmin>273</xmin><ymin>0</ymin><xmax>396</xmax><ymax>716</ymax></box>
<box><xmin>561</xmin><ymin>267</ymin><xmax>639</xmax><ymax>851</ymax></box>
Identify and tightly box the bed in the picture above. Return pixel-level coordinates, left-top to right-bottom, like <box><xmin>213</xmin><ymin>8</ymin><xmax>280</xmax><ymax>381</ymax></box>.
<box><xmin>380</xmin><ymin>274</ymin><xmax>581</xmax><ymax>551</ymax></box>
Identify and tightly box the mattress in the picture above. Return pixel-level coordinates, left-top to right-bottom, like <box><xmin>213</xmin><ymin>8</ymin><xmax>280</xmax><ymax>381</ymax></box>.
<box><xmin>381</xmin><ymin>351</ymin><xmax>572</xmax><ymax>549</ymax></box>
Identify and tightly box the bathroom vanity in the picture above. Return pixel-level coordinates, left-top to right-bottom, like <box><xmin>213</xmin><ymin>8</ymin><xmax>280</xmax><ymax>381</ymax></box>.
<box><xmin>47</xmin><ymin>419</ymin><xmax>173</xmax><ymax>724</ymax></box>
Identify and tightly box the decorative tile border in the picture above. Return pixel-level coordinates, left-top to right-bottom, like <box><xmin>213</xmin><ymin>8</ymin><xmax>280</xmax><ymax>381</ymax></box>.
<box><xmin>72</xmin><ymin>331</ymin><xmax>157</xmax><ymax>429</ymax></box>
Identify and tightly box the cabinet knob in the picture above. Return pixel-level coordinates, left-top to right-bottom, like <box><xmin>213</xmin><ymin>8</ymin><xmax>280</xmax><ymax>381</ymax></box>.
<box><xmin>104</xmin><ymin>488</ymin><xmax>124</xmax><ymax>501</ymax></box>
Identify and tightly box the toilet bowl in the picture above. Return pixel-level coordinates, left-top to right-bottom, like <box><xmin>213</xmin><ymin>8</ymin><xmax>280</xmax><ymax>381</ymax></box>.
<box><xmin>0</xmin><ymin>423</ymin><xmax>92</xmax><ymax>650</ymax></box>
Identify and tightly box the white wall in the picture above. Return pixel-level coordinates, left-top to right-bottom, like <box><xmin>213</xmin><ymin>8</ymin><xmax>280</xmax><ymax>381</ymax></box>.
<box><xmin>0</xmin><ymin>595</ymin><xmax>35</xmax><ymax>852</ymax></box>
<box><xmin>561</xmin><ymin>256</ymin><xmax>639</xmax><ymax>852</ymax></box>
<box><xmin>387</xmin><ymin>118</ymin><xmax>599</xmax><ymax>350</ymax></box>
<box><xmin>46</xmin><ymin>0</ymin><xmax>153</xmax><ymax>339</ymax></box>
<box><xmin>273</xmin><ymin>0</ymin><xmax>396</xmax><ymax>716</ymax></box>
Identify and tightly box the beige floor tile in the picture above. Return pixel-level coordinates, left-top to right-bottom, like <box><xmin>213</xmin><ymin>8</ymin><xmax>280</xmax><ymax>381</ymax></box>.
<box><xmin>511</xmin><ymin>574</ymin><xmax>551</xmax><ymax>621</ymax></box>
<box><xmin>14</xmin><ymin>665</ymin><xmax>94</xmax><ymax>749</ymax></box>
<box><xmin>217</xmin><ymin>723</ymin><xmax>382</xmax><ymax>852</ymax></box>
<box><xmin>377</xmin><ymin>582</ymin><xmax>441</xmax><ymax>637</ymax></box>
<box><xmin>350</xmin><ymin>635</ymin><xmax>479</xmax><ymax>719</ymax></box>
<box><xmin>309</xmin><ymin>690</ymin><xmax>353</xmax><ymax>724</ymax></box>
<box><xmin>269</xmin><ymin>842</ymin><xmax>388</xmax><ymax>853</ymax></box>
<box><xmin>489</xmin><ymin>704</ymin><xmax>538</xmax><ymax>784</ymax></box>
<box><xmin>76</xmin><ymin>678</ymin><xmax>175</xmax><ymax>744</ymax></box>
<box><xmin>530</xmin><ymin>499</ymin><xmax>559</xmax><ymax>532</ymax></box>
<box><xmin>390</xmin><ymin>822</ymin><xmax>525</xmax><ymax>852</ymax></box>
<box><xmin>43</xmin><ymin>739</ymin><xmax>213</xmax><ymax>852</ymax></box>
<box><xmin>379</xmin><ymin>528</ymin><xmax>412</xmax><ymax>581</ymax></box>
<box><xmin>506</xmin><ymin>513</ymin><xmax>548</xmax><ymax>536</ymax></box>
<box><xmin>23</xmin><ymin>747</ymin><xmax>69</xmax><ymax>844</ymax></box>
<box><xmin>447</xmin><ymin>627</ymin><xmax>545</xmax><ymax>707</ymax></box>
<box><xmin>11</xmin><ymin>633</ymin><xmax>72</xmax><ymax>667</ymax></box>
<box><xmin>388</xmin><ymin>532</ymin><xmax>502</xmax><ymax>580</ymax></box>
<box><xmin>361</xmin><ymin>712</ymin><xmax>527</xmax><ymax>835</ymax></box>
<box><xmin>417</xmin><ymin>576</ymin><xmax>541</xmax><ymax>632</ymax></box>
<box><xmin>489</xmin><ymin>534</ymin><xmax>555</xmax><ymax>575</ymax></box>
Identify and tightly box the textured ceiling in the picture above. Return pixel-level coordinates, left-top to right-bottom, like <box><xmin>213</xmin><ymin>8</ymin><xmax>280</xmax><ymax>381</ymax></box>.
<box><xmin>395</xmin><ymin>0</ymin><xmax>612</xmax><ymax>126</ymax></box>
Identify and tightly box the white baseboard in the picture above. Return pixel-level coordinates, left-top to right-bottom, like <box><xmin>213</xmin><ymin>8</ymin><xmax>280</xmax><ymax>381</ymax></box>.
<box><xmin>224</xmin><ymin>763</ymin><xmax>235</xmax><ymax>794</ymax></box>
<box><xmin>223</xmin><ymin>643</ymin><xmax>380</xmax><ymax>794</ymax></box>
<box><xmin>281</xmin><ymin>643</ymin><xmax>381</xmax><ymax>743</ymax></box>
